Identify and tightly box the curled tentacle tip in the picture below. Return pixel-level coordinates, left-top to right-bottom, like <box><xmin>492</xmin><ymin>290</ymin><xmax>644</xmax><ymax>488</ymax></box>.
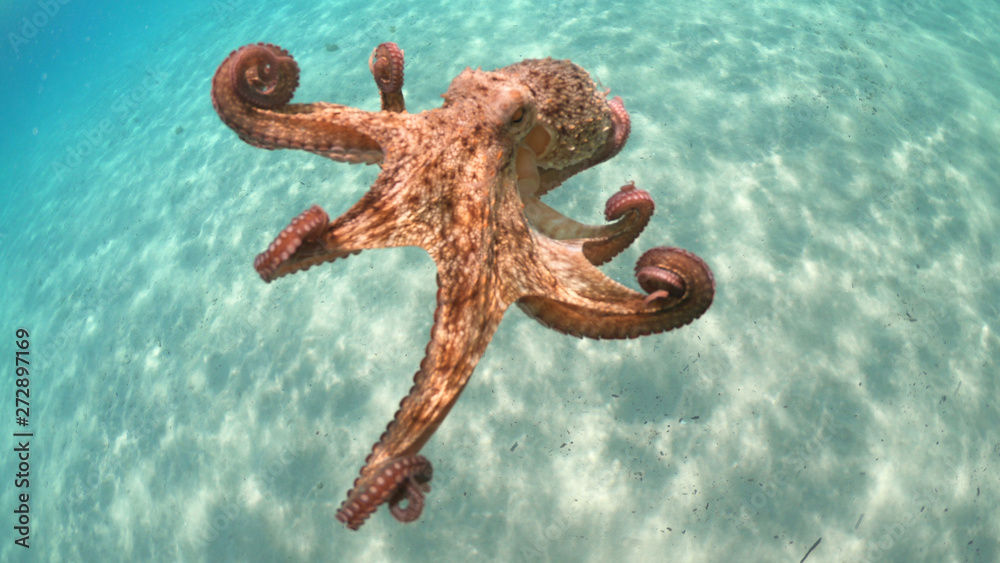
<box><xmin>386</xmin><ymin>455</ymin><xmax>432</xmax><ymax>523</ymax></box>
<box><xmin>634</xmin><ymin>246</ymin><xmax>715</xmax><ymax>316</ymax></box>
<box><xmin>369</xmin><ymin>42</ymin><xmax>405</xmax><ymax>94</ymax></box>
<box><xmin>229</xmin><ymin>43</ymin><xmax>300</xmax><ymax>109</ymax></box>
<box><xmin>389</xmin><ymin>476</ymin><xmax>432</xmax><ymax>523</ymax></box>
<box><xmin>336</xmin><ymin>454</ymin><xmax>433</xmax><ymax>530</ymax></box>
<box><xmin>637</xmin><ymin>265</ymin><xmax>686</xmax><ymax>302</ymax></box>
<box><xmin>253</xmin><ymin>255</ymin><xmax>274</xmax><ymax>282</ymax></box>
<box><xmin>642</xmin><ymin>289</ymin><xmax>671</xmax><ymax>307</ymax></box>
<box><xmin>604</xmin><ymin>182</ymin><xmax>653</xmax><ymax>221</ymax></box>
<box><xmin>253</xmin><ymin>205</ymin><xmax>329</xmax><ymax>283</ymax></box>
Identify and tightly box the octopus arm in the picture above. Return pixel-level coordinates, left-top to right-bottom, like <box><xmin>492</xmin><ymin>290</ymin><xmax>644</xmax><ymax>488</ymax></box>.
<box><xmin>524</xmin><ymin>182</ymin><xmax>654</xmax><ymax>266</ymax></box>
<box><xmin>252</xmin><ymin>205</ymin><xmax>361</xmax><ymax>282</ymax></box>
<box><xmin>211</xmin><ymin>43</ymin><xmax>393</xmax><ymax>164</ymax></box>
<box><xmin>516</xmin><ymin>237</ymin><xmax>714</xmax><ymax>339</ymax></box>
<box><xmin>368</xmin><ymin>42</ymin><xmax>406</xmax><ymax>113</ymax></box>
<box><xmin>336</xmin><ymin>262</ymin><xmax>506</xmax><ymax>530</ymax></box>
<box><xmin>255</xmin><ymin>171</ymin><xmax>452</xmax><ymax>282</ymax></box>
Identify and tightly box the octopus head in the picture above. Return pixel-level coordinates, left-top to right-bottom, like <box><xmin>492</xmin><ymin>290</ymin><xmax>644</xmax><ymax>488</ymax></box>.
<box><xmin>441</xmin><ymin>59</ymin><xmax>620</xmax><ymax>202</ymax></box>
<box><xmin>442</xmin><ymin>68</ymin><xmax>540</xmax><ymax>145</ymax></box>
<box><xmin>499</xmin><ymin>58</ymin><xmax>614</xmax><ymax>171</ymax></box>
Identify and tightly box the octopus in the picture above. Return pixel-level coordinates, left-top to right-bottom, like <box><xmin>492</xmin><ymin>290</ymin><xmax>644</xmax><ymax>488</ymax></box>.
<box><xmin>211</xmin><ymin>42</ymin><xmax>715</xmax><ymax>530</ymax></box>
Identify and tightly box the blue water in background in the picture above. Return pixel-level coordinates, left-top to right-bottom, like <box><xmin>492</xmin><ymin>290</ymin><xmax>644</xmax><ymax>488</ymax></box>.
<box><xmin>2</xmin><ymin>0</ymin><xmax>998</xmax><ymax>561</ymax></box>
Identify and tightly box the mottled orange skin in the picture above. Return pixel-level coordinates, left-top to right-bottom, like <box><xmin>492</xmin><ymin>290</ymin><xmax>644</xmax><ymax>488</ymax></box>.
<box><xmin>211</xmin><ymin>42</ymin><xmax>715</xmax><ymax>530</ymax></box>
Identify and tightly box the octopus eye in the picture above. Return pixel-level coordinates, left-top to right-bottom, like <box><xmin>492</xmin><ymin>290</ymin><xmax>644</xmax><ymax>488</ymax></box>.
<box><xmin>511</xmin><ymin>107</ymin><xmax>525</xmax><ymax>124</ymax></box>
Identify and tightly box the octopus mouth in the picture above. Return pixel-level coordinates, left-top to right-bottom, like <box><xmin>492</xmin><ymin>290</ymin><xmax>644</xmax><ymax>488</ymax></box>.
<box><xmin>515</xmin><ymin>122</ymin><xmax>553</xmax><ymax>200</ymax></box>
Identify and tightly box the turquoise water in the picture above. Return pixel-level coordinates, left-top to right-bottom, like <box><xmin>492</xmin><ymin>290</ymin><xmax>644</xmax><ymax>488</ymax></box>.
<box><xmin>2</xmin><ymin>0</ymin><xmax>998</xmax><ymax>561</ymax></box>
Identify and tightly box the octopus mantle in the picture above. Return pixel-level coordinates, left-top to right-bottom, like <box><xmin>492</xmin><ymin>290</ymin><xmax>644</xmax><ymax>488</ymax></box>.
<box><xmin>211</xmin><ymin>42</ymin><xmax>715</xmax><ymax>530</ymax></box>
